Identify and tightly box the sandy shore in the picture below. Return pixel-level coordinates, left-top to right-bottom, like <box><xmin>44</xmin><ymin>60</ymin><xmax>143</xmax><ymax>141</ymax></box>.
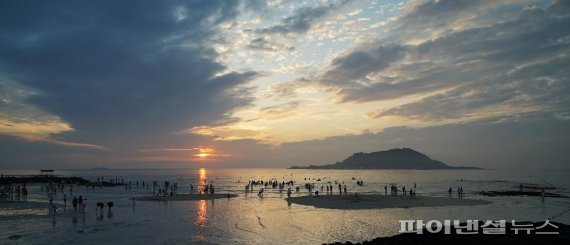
<box><xmin>134</xmin><ymin>193</ymin><xmax>238</xmax><ymax>201</ymax></box>
<box><xmin>286</xmin><ymin>194</ymin><xmax>491</xmax><ymax>210</ymax></box>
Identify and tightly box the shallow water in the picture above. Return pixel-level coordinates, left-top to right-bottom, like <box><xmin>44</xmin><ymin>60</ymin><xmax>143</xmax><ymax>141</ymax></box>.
<box><xmin>1</xmin><ymin>168</ymin><xmax>569</xmax><ymax>244</ymax></box>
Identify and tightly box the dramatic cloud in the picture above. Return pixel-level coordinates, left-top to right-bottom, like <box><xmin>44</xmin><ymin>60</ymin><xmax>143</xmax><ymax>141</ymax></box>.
<box><xmin>0</xmin><ymin>0</ymin><xmax>260</xmax><ymax>151</ymax></box>
<box><xmin>319</xmin><ymin>44</ymin><xmax>407</xmax><ymax>91</ymax></box>
<box><xmin>308</xmin><ymin>0</ymin><xmax>570</xmax><ymax>122</ymax></box>
<box><xmin>1</xmin><ymin>0</ymin><xmax>568</xmax><ymax>169</ymax></box>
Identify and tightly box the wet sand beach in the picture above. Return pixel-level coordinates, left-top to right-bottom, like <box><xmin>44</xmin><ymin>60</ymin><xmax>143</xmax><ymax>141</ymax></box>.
<box><xmin>286</xmin><ymin>194</ymin><xmax>491</xmax><ymax>210</ymax></box>
<box><xmin>1</xmin><ymin>168</ymin><xmax>568</xmax><ymax>244</ymax></box>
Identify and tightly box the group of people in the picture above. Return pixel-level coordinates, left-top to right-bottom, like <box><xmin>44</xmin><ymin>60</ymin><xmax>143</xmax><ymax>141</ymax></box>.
<box><xmin>245</xmin><ymin>179</ymin><xmax>293</xmax><ymax>194</ymax></box>
<box><xmin>155</xmin><ymin>189</ymin><xmax>176</xmax><ymax>197</ymax></box>
<box><xmin>95</xmin><ymin>201</ymin><xmax>114</xmax><ymax>217</ymax></box>
<box><xmin>245</xmin><ymin>178</ymin><xmax>358</xmax><ymax>198</ymax></box>
<box><xmin>1</xmin><ymin>183</ymin><xmax>28</xmax><ymax>200</ymax></box>
<box><xmin>305</xmin><ymin>181</ymin><xmax>348</xmax><ymax>196</ymax></box>
<box><xmin>150</xmin><ymin>179</ymin><xmax>220</xmax><ymax>197</ymax></box>
<box><xmin>71</xmin><ymin>195</ymin><xmax>86</xmax><ymax>210</ymax></box>
<box><xmin>44</xmin><ymin>182</ymin><xmax>119</xmax><ymax>218</ymax></box>
<box><xmin>48</xmin><ymin>191</ymin><xmax>87</xmax><ymax>215</ymax></box>
<box><xmin>103</xmin><ymin>178</ymin><xmax>181</xmax><ymax>194</ymax></box>
<box><xmin>243</xmin><ymin>176</ymin><xmax>387</xmax><ymax>198</ymax></box>
<box><xmin>152</xmin><ymin>180</ymin><xmax>181</xmax><ymax>196</ymax></box>
<box><xmin>42</xmin><ymin>181</ymin><xmax>73</xmax><ymax>194</ymax></box>
<box><xmin>385</xmin><ymin>183</ymin><xmax>417</xmax><ymax>196</ymax></box>
<box><xmin>207</xmin><ymin>183</ymin><xmax>216</xmax><ymax>194</ymax></box>
<box><xmin>449</xmin><ymin>186</ymin><xmax>464</xmax><ymax>198</ymax></box>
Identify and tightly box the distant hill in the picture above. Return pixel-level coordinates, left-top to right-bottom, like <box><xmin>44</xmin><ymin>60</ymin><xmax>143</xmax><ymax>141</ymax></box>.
<box><xmin>289</xmin><ymin>148</ymin><xmax>479</xmax><ymax>170</ymax></box>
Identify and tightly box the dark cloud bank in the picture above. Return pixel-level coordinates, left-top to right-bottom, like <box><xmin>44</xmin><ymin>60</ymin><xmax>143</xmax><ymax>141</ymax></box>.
<box><xmin>1</xmin><ymin>0</ymin><xmax>262</xmax><ymax>137</ymax></box>
<box><xmin>0</xmin><ymin>0</ymin><xmax>263</xmax><ymax>166</ymax></box>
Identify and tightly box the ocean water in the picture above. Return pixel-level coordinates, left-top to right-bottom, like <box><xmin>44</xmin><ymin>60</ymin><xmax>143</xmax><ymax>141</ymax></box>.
<box><xmin>1</xmin><ymin>168</ymin><xmax>569</xmax><ymax>244</ymax></box>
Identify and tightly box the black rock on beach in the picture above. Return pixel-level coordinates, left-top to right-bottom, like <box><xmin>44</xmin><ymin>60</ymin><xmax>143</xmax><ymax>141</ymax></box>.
<box><xmin>327</xmin><ymin>221</ymin><xmax>570</xmax><ymax>245</ymax></box>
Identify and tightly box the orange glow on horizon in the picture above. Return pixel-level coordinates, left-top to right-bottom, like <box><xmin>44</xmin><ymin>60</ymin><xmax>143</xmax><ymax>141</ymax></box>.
<box><xmin>194</xmin><ymin>147</ymin><xmax>214</xmax><ymax>159</ymax></box>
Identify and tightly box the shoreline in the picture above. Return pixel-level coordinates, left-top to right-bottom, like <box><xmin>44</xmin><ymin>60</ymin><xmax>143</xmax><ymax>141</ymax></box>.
<box><xmin>0</xmin><ymin>175</ymin><xmax>121</xmax><ymax>186</ymax></box>
<box><xmin>286</xmin><ymin>194</ymin><xmax>491</xmax><ymax>210</ymax></box>
<box><xmin>134</xmin><ymin>193</ymin><xmax>238</xmax><ymax>201</ymax></box>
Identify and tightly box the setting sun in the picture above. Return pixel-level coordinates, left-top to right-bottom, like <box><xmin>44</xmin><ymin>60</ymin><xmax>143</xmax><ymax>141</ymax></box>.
<box><xmin>196</xmin><ymin>153</ymin><xmax>209</xmax><ymax>158</ymax></box>
<box><xmin>194</xmin><ymin>147</ymin><xmax>214</xmax><ymax>159</ymax></box>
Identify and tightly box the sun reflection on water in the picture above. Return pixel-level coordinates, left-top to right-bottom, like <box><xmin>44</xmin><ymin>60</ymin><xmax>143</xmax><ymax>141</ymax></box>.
<box><xmin>196</xmin><ymin>168</ymin><xmax>208</xmax><ymax>226</ymax></box>
<box><xmin>193</xmin><ymin>168</ymin><xmax>209</xmax><ymax>241</ymax></box>
<box><xmin>199</xmin><ymin>168</ymin><xmax>207</xmax><ymax>188</ymax></box>
<box><xmin>196</xmin><ymin>200</ymin><xmax>207</xmax><ymax>225</ymax></box>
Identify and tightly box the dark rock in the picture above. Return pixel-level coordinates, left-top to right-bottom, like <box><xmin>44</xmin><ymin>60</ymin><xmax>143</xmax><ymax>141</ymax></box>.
<box><xmin>326</xmin><ymin>221</ymin><xmax>569</xmax><ymax>245</ymax></box>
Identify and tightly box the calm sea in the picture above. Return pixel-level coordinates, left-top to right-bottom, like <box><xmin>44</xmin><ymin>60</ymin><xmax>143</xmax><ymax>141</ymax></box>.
<box><xmin>1</xmin><ymin>168</ymin><xmax>569</xmax><ymax>244</ymax></box>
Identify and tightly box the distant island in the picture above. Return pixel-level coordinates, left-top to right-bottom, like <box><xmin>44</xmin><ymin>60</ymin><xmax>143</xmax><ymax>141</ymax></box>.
<box><xmin>289</xmin><ymin>148</ymin><xmax>480</xmax><ymax>170</ymax></box>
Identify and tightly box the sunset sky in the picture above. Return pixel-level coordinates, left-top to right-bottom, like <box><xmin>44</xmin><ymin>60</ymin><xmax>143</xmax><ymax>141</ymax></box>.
<box><xmin>1</xmin><ymin>0</ymin><xmax>569</xmax><ymax>169</ymax></box>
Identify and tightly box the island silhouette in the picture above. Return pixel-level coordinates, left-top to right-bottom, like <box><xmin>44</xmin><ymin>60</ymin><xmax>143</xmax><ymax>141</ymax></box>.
<box><xmin>289</xmin><ymin>148</ymin><xmax>480</xmax><ymax>169</ymax></box>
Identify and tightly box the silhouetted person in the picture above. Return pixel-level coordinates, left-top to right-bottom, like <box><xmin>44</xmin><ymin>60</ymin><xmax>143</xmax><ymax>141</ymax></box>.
<box><xmin>96</xmin><ymin>202</ymin><xmax>104</xmax><ymax>215</ymax></box>
<box><xmin>72</xmin><ymin>196</ymin><xmax>78</xmax><ymax>210</ymax></box>
<box><xmin>48</xmin><ymin>192</ymin><xmax>54</xmax><ymax>205</ymax></box>
<box><xmin>82</xmin><ymin>198</ymin><xmax>87</xmax><ymax>213</ymax></box>
<box><xmin>107</xmin><ymin>201</ymin><xmax>114</xmax><ymax>214</ymax></box>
